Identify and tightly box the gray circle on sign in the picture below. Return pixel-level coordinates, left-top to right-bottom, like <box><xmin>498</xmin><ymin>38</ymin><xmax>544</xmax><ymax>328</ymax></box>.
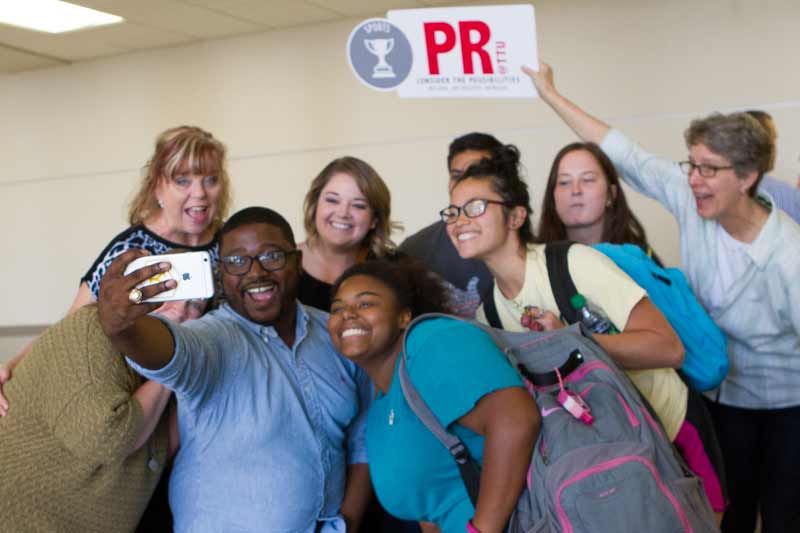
<box><xmin>347</xmin><ymin>18</ymin><xmax>412</xmax><ymax>91</ymax></box>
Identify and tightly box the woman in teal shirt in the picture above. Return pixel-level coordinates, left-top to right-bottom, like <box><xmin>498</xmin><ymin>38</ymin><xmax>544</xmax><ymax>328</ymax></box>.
<box><xmin>328</xmin><ymin>260</ymin><xmax>540</xmax><ymax>533</ymax></box>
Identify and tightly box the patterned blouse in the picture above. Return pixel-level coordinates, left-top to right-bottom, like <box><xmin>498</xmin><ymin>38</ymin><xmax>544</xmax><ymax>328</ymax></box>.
<box><xmin>82</xmin><ymin>225</ymin><xmax>219</xmax><ymax>299</ymax></box>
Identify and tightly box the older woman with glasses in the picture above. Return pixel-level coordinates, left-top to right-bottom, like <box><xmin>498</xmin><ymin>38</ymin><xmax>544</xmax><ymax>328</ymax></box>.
<box><xmin>2</xmin><ymin>126</ymin><xmax>231</xmax><ymax>402</ymax></box>
<box><xmin>1</xmin><ymin>126</ymin><xmax>231</xmax><ymax>533</ymax></box>
<box><xmin>525</xmin><ymin>62</ymin><xmax>800</xmax><ymax>533</ymax></box>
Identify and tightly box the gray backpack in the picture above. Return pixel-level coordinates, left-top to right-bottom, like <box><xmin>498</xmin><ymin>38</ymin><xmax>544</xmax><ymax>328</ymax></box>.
<box><xmin>398</xmin><ymin>314</ymin><xmax>718</xmax><ymax>532</ymax></box>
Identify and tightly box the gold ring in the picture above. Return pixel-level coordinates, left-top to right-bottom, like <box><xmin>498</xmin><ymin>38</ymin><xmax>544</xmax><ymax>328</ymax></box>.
<box><xmin>128</xmin><ymin>288</ymin><xmax>143</xmax><ymax>305</ymax></box>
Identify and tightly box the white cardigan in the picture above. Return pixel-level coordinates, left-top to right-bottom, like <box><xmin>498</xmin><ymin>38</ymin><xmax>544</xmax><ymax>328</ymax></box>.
<box><xmin>602</xmin><ymin>129</ymin><xmax>800</xmax><ymax>409</ymax></box>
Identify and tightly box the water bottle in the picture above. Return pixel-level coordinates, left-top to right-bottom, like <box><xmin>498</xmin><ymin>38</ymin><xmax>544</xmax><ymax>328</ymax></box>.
<box><xmin>570</xmin><ymin>294</ymin><xmax>619</xmax><ymax>334</ymax></box>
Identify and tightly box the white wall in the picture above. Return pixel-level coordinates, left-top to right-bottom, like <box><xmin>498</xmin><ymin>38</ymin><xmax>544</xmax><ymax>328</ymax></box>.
<box><xmin>2</xmin><ymin>0</ymin><xmax>800</xmax><ymax>342</ymax></box>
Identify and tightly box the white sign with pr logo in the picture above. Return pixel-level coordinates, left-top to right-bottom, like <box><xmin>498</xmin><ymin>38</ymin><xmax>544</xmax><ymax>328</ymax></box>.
<box><xmin>346</xmin><ymin>5</ymin><xmax>539</xmax><ymax>98</ymax></box>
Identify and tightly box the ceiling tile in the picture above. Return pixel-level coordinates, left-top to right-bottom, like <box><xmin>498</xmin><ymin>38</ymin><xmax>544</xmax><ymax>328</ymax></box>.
<box><xmin>82</xmin><ymin>21</ymin><xmax>200</xmax><ymax>54</ymax></box>
<box><xmin>76</xmin><ymin>0</ymin><xmax>265</xmax><ymax>37</ymax></box>
<box><xmin>307</xmin><ymin>0</ymin><xmax>427</xmax><ymax>17</ymax></box>
<box><xmin>0</xmin><ymin>21</ymin><xmax>195</xmax><ymax>61</ymax></box>
<box><xmin>0</xmin><ymin>44</ymin><xmax>63</xmax><ymax>73</ymax></box>
<box><xmin>181</xmin><ymin>0</ymin><xmax>340</xmax><ymax>28</ymax></box>
<box><xmin>419</xmin><ymin>0</ymin><xmax>490</xmax><ymax>6</ymax></box>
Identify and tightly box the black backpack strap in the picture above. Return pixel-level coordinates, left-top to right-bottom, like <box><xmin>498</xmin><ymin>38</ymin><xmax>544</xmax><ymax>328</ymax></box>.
<box><xmin>517</xmin><ymin>349</ymin><xmax>586</xmax><ymax>386</ymax></box>
<box><xmin>481</xmin><ymin>279</ymin><xmax>503</xmax><ymax>329</ymax></box>
<box><xmin>545</xmin><ymin>241</ymin><xmax>580</xmax><ymax>325</ymax></box>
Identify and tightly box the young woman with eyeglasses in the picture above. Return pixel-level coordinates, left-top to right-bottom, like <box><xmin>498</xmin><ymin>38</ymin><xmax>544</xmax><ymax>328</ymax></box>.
<box><xmin>443</xmin><ymin>147</ymin><xmax>727</xmax><ymax>516</ymax></box>
<box><xmin>524</xmin><ymin>62</ymin><xmax>800</xmax><ymax>532</ymax></box>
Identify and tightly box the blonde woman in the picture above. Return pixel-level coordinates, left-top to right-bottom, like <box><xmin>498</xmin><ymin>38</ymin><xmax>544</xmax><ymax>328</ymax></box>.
<box><xmin>1</xmin><ymin>126</ymin><xmax>231</xmax><ymax>406</ymax></box>
<box><xmin>299</xmin><ymin>156</ymin><xmax>402</xmax><ymax>311</ymax></box>
<box><xmin>80</xmin><ymin>125</ymin><xmax>231</xmax><ymax>307</ymax></box>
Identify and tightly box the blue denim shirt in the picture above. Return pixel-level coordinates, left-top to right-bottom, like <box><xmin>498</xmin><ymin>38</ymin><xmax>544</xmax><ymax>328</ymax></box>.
<box><xmin>128</xmin><ymin>302</ymin><xmax>370</xmax><ymax>533</ymax></box>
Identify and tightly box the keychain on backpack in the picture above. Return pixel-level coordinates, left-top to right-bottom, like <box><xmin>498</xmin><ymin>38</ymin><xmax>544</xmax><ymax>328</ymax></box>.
<box><xmin>555</xmin><ymin>367</ymin><xmax>594</xmax><ymax>425</ymax></box>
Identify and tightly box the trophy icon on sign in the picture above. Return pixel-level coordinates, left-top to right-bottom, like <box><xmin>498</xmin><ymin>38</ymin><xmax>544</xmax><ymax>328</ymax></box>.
<box><xmin>364</xmin><ymin>38</ymin><xmax>396</xmax><ymax>79</ymax></box>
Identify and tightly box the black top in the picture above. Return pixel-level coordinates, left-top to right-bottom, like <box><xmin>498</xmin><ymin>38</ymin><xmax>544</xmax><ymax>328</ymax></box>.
<box><xmin>398</xmin><ymin>220</ymin><xmax>492</xmax><ymax>317</ymax></box>
<box><xmin>297</xmin><ymin>250</ymin><xmax>405</xmax><ymax>312</ymax></box>
<box><xmin>297</xmin><ymin>271</ymin><xmax>335</xmax><ymax>312</ymax></box>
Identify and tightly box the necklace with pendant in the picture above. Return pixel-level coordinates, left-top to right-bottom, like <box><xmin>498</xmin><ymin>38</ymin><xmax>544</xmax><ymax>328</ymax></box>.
<box><xmin>509</xmin><ymin>298</ymin><xmax>527</xmax><ymax>313</ymax></box>
<box><xmin>388</xmin><ymin>409</ymin><xmax>395</xmax><ymax>426</ymax></box>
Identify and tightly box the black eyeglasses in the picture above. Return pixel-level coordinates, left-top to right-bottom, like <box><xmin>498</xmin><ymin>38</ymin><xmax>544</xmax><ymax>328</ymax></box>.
<box><xmin>439</xmin><ymin>198</ymin><xmax>512</xmax><ymax>224</ymax></box>
<box><xmin>221</xmin><ymin>249</ymin><xmax>299</xmax><ymax>276</ymax></box>
<box><xmin>678</xmin><ymin>160</ymin><xmax>734</xmax><ymax>178</ymax></box>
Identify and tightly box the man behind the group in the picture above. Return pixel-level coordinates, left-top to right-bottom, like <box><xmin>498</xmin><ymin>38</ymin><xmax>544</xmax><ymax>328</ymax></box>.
<box><xmin>97</xmin><ymin>206</ymin><xmax>371</xmax><ymax>533</ymax></box>
<box><xmin>746</xmin><ymin>110</ymin><xmax>800</xmax><ymax>223</ymax></box>
<box><xmin>399</xmin><ymin>132</ymin><xmax>500</xmax><ymax>317</ymax></box>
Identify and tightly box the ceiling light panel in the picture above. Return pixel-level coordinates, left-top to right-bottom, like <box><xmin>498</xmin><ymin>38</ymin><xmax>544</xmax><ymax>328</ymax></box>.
<box><xmin>0</xmin><ymin>0</ymin><xmax>123</xmax><ymax>34</ymax></box>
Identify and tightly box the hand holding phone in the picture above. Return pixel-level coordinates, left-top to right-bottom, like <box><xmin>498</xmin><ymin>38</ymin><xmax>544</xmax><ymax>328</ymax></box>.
<box><xmin>123</xmin><ymin>251</ymin><xmax>214</xmax><ymax>303</ymax></box>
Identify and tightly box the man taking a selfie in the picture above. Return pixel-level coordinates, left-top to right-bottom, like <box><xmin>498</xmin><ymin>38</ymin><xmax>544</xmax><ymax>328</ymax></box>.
<box><xmin>97</xmin><ymin>206</ymin><xmax>371</xmax><ymax>533</ymax></box>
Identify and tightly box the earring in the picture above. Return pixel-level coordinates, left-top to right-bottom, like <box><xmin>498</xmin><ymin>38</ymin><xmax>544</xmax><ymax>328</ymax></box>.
<box><xmin>606</xmin><ymin>199</ymin><xmax>613</xmax><ymax>208</ymax></box>
<box><xmin>157</xmin><ymin>199</ymin><xmax>165</xmax><ymax>208</ymax></box>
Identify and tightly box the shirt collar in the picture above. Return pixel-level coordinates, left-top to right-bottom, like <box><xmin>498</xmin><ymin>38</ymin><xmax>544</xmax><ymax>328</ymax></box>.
<box><xmin>218</xmin><ymin>301</ymin><xmax>310</xmax><ymax>345</ymax></box>
<box><xmin>746</xmin><ymin>191</ymin><xmax>780</xmax><ymax>268</ymax></box>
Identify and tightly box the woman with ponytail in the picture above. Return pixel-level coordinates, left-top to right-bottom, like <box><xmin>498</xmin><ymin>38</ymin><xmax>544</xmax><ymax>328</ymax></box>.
<box><xmin>443</xmin><ymin>146</ymin><xmax>727</xmax><ymax>517</ymax></box>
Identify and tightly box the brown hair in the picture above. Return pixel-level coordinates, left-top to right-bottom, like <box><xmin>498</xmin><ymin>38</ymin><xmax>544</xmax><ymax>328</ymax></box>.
<box><xmin>744</xmin><ymin>110</ymin><xmax>777</xmax><ymax>173</ymax></box>
<box><xmin>128</xmin><ymin>125</ymin><xmax>231</xmax><ymax>230</ymax></box>
<box><xmin>303</xmin><ymin>157</ymin><xmax>401</xmax><ymax>257</ymax></box>
<box><xmin>538</xmin><ymin>143</ymin><xmax>652</xmax><ymax>250</ymax></box>
<box><xmin>684</xmin><ymin>112</ymin><xmax>772</xmax><ymax>197</ymax></box>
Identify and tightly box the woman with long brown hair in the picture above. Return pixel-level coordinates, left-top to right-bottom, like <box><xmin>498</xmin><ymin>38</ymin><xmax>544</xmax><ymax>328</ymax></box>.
<box><xmin>538</xmin><ymin>142</ymin><xmax>658</xmax><ymax>262</ymax></box>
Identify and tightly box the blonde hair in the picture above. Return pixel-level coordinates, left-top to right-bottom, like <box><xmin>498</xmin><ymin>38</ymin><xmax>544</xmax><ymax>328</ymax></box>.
<box><xmin>128</xmin><ymin>126</ymin><xmax>231</xmax><ymax>230</ymax></box>
<box><xmin>303</xmin><ymin>157</ymin><xmax>402</xmax><ymax>258</ymax></box>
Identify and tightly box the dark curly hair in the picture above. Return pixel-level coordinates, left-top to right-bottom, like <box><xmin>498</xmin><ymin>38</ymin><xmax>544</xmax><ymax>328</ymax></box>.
<box><xmin>447</xmin><ymin>132</ymin><xmax>503</xmax><ymax>170</ymax></box>
<box><xmin>331</xmin><ymin>259</ymin><xmax>454</xmax><ymax>319</ymax></box>
<box><xmin>454</xmin><ymin>144</ymin><xmax>538</xmax><ymax>245</ymax></box>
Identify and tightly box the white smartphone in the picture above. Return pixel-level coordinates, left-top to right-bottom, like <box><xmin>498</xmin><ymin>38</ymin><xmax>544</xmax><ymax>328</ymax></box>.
<box><xmin>123</xmin><ymin>251</ymin><xmax>215</xmax><ymax>303</ymax></box>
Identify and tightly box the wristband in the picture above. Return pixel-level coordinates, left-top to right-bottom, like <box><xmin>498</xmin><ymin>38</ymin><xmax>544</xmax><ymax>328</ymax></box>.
<box><xmin>466</xmin><ymin>519</ymin><xmax>481</xmax><ymax>533</ymax></box>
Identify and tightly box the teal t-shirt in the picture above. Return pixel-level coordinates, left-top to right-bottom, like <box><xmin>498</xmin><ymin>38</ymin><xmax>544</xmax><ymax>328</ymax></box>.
<box><xmin>366</xmin><ymin>317</ymin><xmax>524</xmax><ymax>533</ymax></box>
